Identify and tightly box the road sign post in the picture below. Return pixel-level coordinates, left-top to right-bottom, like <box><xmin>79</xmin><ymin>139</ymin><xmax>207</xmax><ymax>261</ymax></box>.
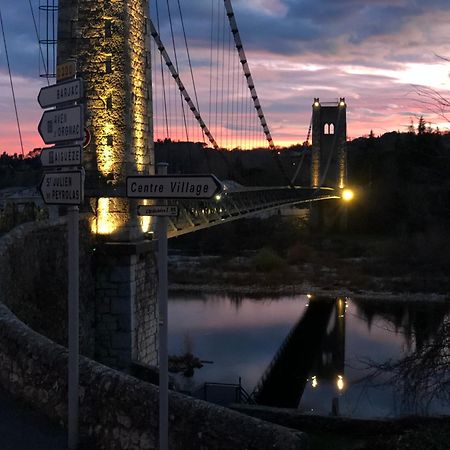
<box><xmin>155</xmin><ymin>164</ymin><xmax>169</xmax><ymax>450</ymax></box>
<box><xmin>38</xmin><ymin>69</ymin><xmax>84</xmax><ymax>450</ymax></box>
<box><xmin>68</xmin><ymin>205</ymin><xmax>79</xmax><ymax>450</ymax></box>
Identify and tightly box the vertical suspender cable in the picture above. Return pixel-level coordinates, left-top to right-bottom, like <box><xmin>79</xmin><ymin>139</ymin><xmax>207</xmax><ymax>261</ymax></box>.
<box><xmin>28</xmin><ymin>0</ymin><xmax>50</xmax><ymax>86</ymax></box>
<box><xmin>223</xmin><ymin>0</ymin><xmax>275</xmax><ymax>149</ymax></box>
<box><xmin>177</xmin><ymin>0</ymin><xmax>204</xmax><ymax>143</ymax></box>
<box><xmin>215</xmin><ymin>0</ymin><xmax>220</xmax><ymax>144</ymax></box>
<box><xmin>155</xmin><ymin>0</ymin><xmax>170</xmax><ymax>138</ymax></box>
<box><xmin>0</xmin><ymin>8</ymin><xmax>24</xmax><ymax>157</ymax></box>
<box><xmin>209</xmin><ymin>0</ymin><xmax>214</xmax><ymax>137</ymax></box>
<box><xmin>149</xmin><ymin>19</ymin><xmax>219</xmax><ymax>148</ymax></box>
<box><xmin>166</xmin><ymin>0</ymin><xmax>189</xmax><ymax>141</ymax></box>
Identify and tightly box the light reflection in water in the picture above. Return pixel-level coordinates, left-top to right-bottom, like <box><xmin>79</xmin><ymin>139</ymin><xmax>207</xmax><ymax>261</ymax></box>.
<box><xmin>168</xmin><ymin>293</ymin><xmax>450</xmax><ymax>418</ymax></box>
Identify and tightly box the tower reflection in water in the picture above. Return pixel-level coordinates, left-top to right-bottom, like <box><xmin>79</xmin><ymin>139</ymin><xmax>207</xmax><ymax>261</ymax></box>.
<box><xmin>252</xmin><ymin>296</ymin><xmax>347</xmax><ymax>410</ymax></box>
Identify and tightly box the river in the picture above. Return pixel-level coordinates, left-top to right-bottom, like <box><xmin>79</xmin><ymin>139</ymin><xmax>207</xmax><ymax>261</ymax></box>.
<box><xmin>168</xmin><ymin>292</ymin><xmax>450</xmax><ymax>418</ymax></box>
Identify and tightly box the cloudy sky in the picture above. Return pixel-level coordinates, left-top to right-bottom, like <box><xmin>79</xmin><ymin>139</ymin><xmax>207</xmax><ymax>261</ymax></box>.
<box><xmin>1</xmin><ymin>0</ymin><xmax>450</xmax><ymax>154</ymax></box>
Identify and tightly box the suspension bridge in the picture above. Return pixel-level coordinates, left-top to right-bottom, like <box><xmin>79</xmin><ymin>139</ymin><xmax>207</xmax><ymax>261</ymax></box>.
<box><xmin>1</xmin><ymin>0</ymin><xmax>349</xmax><ymax>236</ymax></box>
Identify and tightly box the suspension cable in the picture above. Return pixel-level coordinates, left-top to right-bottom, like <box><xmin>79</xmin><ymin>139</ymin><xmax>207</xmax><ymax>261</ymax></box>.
<box><xmin>0</xmin><ymin>8</ymin><xmax>24</xmax><ymax>157</ymax></box>
<box><xmin>223</xmin><ymin>0</ymin><xmax>275</xmax><ymax>149</ymax></box>
<box><xmin>177</xmin><ymin>0</ymin><xmax>204</xmax><ymax>143</ymax></box>
<box><xmin>155</xmin><ymin>0</ymin><xmax>170</xmax><ymax>138</ymax></box>
<box><xmin>149</xmin><ymin>18</ymin><xmax>219</xmax><ymax>149</ymax></box>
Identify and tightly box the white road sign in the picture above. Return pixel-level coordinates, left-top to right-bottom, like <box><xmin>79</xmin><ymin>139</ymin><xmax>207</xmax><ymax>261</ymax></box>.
<box><xmin>38</xmin><ymin>105</ymin><xmax>83</xmax><ymax>144</ymax></box>
<box><xmin>40</xmin><ymin>145</ymin><xmax>83</xmax><ymax>167</ymax></box>
<box><xmin>137</xmin><ymin>205</ymin><xmax>179</xmax><ymax>217</ymax></box>
<box><xmin>126</xmin><ymin>175</ymin><xmax>222</xmax><ymax>199</ymax></box>
<box><xmin>39</xmin><ymin>171</ymin><xmax>84</xmax><ymax>205</ymax></box>
<box><xmin>38</xmin><ymin>79</ymin><xmax>83</xmax><ymax>108</ymax></box>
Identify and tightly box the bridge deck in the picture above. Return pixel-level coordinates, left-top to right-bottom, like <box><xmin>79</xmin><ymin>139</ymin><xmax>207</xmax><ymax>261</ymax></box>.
<box><xmin>167</xmin><ymin>186</ymin><xmax>338</xmax><ymax>237</ymax></box>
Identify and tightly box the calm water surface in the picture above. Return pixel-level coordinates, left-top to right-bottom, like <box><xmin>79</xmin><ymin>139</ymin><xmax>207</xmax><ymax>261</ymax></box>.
<box><xmin>168</xmin><ymin>293</ymin><xmax>450</xmax><ymax>418</ymax></box>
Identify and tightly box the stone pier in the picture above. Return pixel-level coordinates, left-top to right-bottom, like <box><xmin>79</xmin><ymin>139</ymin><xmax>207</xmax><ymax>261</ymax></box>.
<box><xmin>57</xmin><ymin>0</ymin><xmax>157</xmax><ymax>369</ymax></box>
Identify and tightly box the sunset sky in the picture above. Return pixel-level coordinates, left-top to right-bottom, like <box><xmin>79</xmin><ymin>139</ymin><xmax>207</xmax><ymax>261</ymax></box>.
<box><xmin>1</xmin><ymin>0</ymin><xmax>450</xmax><ymax>154</ymax></box>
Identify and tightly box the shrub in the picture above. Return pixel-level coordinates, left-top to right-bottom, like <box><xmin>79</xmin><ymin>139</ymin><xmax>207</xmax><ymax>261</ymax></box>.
<box><xmin>252</xmin><ymin>247</ymin><xmax>286</xmax><ymax>272</ymax></box>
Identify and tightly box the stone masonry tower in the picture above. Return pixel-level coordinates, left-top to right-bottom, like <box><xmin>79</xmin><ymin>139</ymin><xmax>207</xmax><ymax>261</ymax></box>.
<box><xmin>311</xmin><ymin>98</ymin><xmax>347</xmax><ymax>189</ymax></box>
<box><xmin>57</xmin><ymin>0</ymin><xmax>158</xmax><ymax>369</ymax></box>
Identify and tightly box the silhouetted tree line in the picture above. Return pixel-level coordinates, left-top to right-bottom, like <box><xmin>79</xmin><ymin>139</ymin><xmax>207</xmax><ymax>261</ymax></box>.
<box><xmin>3</xmin><ymin>127</ymin><xmax>449</xmax><ymax>236</ymax></box>
<box><xmin>347</xmin><ymin>126</ymin><xmax>450</xmax><ymax>234</ymax></box>
<box><xmin>0</xmin><ymin>150</ymin><xmax>42</xmax><ymax>189</ymax></box>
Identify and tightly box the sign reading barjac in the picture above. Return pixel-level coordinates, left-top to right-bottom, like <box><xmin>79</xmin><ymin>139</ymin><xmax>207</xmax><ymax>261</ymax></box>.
<box><xmin>126</xmin><ymin>175</ymin><xmax>222</xmax><ymax>199</ymax></box>
<box><xmin>38</xmin><ymin>78</ymin><xmax>83</xmax><ymax>108</ymax></box>
<box><xmin>39</xmin><ymin>171</ymin><xmax>84</xmax><ymax>205</ymax></box>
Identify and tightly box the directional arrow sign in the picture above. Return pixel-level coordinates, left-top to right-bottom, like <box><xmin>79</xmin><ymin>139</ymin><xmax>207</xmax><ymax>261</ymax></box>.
<box><xmin>39</xmin><ymin>171</ymin><xmax>84</xmax><ymax>205</ymax></box>
<box><xmin>38</xmin><ymin>105</ymin><xmax>83</xmax><ymax>144</ymax></box>
<box><xmin>38</xmin><ymin>79</ymin><xmax>83</xmax><ymax>108</ymax></box>
<box><xmin>40</xmin><ymin>145</ymin><xmax>83</xmax><ymax>167</ymax></box>
<box><xmin>138</xmin><ymin>205</ymin><xmax>179</xmax><ymax>217</ymax></box>
<box><xmin>127</xmin><ymin>174</ymin><xmax>222</xmax><ymax>199</ymax></box>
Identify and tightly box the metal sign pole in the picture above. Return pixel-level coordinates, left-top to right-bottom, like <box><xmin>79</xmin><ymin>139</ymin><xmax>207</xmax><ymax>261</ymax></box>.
<box><xmin>156</xmin><ymin>163</ymin><xmax>169</xmax><ymax>450</ymax></box>
<box><xmin>68</xmin><ymin>205</ymin><xmax>79</xmax><ymax>450</ymax></box>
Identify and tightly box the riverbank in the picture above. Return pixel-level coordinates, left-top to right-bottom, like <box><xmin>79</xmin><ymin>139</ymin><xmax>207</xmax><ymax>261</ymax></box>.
<box><xmin>168</xmin><ymin>240</ymin><xmax>450</xmax><ymax>302</ymax></box>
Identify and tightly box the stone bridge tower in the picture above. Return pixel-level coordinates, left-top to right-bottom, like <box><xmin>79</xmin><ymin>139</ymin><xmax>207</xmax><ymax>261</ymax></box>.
<box><xmin>311</xmin><ymin>98</ymin><xmax>347</xmax><ymax>189</ymax></box>
<box><xmin>57</xmin><ymin>0</ymin><xmax>157</xmax><ymax>369</ymax></box>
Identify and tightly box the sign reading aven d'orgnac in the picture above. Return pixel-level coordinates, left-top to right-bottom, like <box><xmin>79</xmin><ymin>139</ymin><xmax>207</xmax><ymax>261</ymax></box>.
<box><xmin>127</xmin><ymin>175</ymin><xmax>222</xmax><ymax>199</ymax></box>
<box><xmin>38</xmin><ymin>105</ymin><xmax>83</xmax><ymax>144</ymax></box>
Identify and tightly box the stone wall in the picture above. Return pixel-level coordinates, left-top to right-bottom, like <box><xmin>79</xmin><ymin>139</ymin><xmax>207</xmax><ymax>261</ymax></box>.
<box><xmin>0</xmin><ymin>303</ymin><xmax>308</xmax><ymax>449</ymax></box>
<box><xmin>0</xmin><ymin>217</ymin><xmax>96</xmax><ymax>357</ymax></box>
<box><xmin>95</xmin><ymin>241</ymin><xmax>158</xmax><ymax>369</ymax></box>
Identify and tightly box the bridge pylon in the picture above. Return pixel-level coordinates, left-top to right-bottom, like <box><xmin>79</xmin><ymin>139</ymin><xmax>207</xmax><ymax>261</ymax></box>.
<box><xmin>57</xmin><ymin>0</ymin><xmax>157</xmax><ymax>369</ymax></box>
<box><xmin>311</xmin><ymin>98</ymin><xmax>347</xmax><ymax>189</ymax></box>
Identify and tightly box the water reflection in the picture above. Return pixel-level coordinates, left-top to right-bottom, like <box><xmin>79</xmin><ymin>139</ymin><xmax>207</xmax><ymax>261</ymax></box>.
<box><xmin>168</xmin><ymin>293</ymin><xmax>450</xmax><ymax>417</ymax></box>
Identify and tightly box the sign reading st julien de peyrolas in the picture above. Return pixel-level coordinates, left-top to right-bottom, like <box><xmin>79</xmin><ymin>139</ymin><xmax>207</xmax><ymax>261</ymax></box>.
<box><xmin>39</xmin><ymin>171</ymin><xmax>84</xmax><ymax>205</ymax></box>
<box><xmin>127</xmin><ymin>175</ymin><xmax>222</xmax><ymax>199</ymax></box>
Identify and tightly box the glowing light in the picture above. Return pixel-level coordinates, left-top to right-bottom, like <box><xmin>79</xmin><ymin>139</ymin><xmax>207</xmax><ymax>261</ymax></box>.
<box><xmin>337</xmin><ymin>375</ymin><xmax>345</xmax><ymax>391</ymax></box>
<box><xmin>307</xmin><ymin>293</ymin><xmax>312</xmax><ymax>299</ymax></box>
<box><xmin>92</xmin><ymin>198</ymin><xmax>119</xmax><ymax>235</ymax></box>
<box><xmin>339</xmin><ymin>100</ymin><xmax>346</xmax><ymax>107</ymax></box>
<box><xmin>311</xmin><ymin>376</ymin><xmax>318</xmax><ymax>388</ymax></box>
<box><xmin>314</xmin><ymin>101</ymin><xmax>320</xmax><ymax>107</ymax></box>
<box><xmin>341</xmin><ymin>189</ymin><xmax>354</xmax><ymax>202</ymax></box>
<box><xmin>215</xmin><ymin>194</ymin><xmax>222</xmax><ymax>201</ymax></box>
